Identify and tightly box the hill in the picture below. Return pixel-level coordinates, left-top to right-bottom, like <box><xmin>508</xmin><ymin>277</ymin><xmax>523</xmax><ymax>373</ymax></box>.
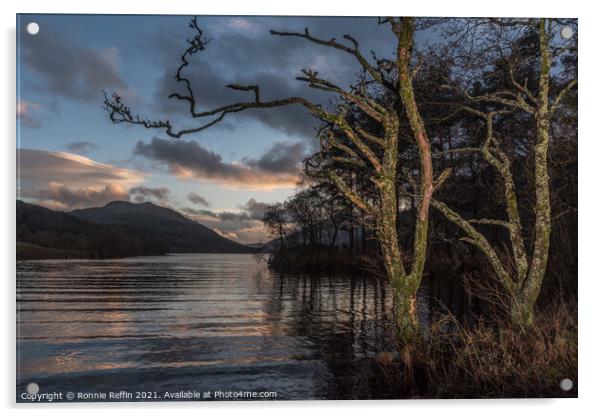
<box><xmin>17</xmin><ymin>200</ymin><xmax>168</xmax><ymax>260</ymax></box>
<box><xmin>70</xmin><ymin>201</ymin><xmax>254</xmax><ymax>254</ymax></box>
<box><xmin>17</xmin><ymin>200</ymin><xmax>255</xmax><ymax>260</ymax></box>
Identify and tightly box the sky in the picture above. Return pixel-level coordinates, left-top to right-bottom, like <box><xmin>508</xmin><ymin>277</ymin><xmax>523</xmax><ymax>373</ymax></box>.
<box><xmin>16</xmin><ymin>14</ymin><xmax>413</xmax><ymax>243</ymax></box>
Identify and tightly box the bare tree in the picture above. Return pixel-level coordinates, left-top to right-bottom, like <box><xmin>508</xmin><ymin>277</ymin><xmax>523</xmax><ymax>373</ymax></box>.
<box><xmin>103</xmin><ymin>17</ymin><xmax>446</xmax><ymax>342</ymax></box>
<box><xmin>263</xmin><ymin>203</ymin><xmax>290</xmax><ymax>249</ymax></box>
<box><xmin>431</xmin><ymin>18</ymin><xmax>577</xmax><ymax>328</ymax></box>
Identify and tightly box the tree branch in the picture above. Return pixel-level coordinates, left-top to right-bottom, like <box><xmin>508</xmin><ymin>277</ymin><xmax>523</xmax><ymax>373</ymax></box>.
<box><xmin>270</xmin><ymin>28</ymin><xmax>393</xmax><ymax>90</ymax></box>
<box><xmin>103</xmin><ymin>89</ymin><xmax>335</xmax><ymax>138</ymax></box>
<box><xmin>550</xmin><ymin>79</ymin><xmax>577</xmax><ymax>115</ymax></box>
<box><xmin>433</xmin><ymin>167</ymin><xmax>453</xmax><ymax>192</ymax></box>
<box><xmin>356</xmin><ymin>126</ymin><xmax>386</xmax><ymax>148</ymax></box>
<box><xmin>432</xmin><ymin>199</ymin><xmax>516</xmax><ymax>293</ymax></box>
<box><xmin>296</xmin><ymin>69</ymin><xmax>387</xmax><ymax>122</ymax></box>
<box><xmin>468</xmin><ymin>218</ymin><xmax>511</xmax><ymax>228</ymax></box>
<box><xmin>328</xmin><ymin>171</ymin><xmax>374</xmax><ymax>214</ymax></box>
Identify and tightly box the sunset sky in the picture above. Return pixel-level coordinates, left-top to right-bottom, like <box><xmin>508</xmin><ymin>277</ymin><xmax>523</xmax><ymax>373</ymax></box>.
<box><xmin>16</xmin><ymin>14</ymin><xmax>418</xmax><ymax>243</ymax></box>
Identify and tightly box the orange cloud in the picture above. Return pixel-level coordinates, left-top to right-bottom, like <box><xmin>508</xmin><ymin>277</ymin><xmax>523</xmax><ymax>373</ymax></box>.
<box><xmin>134</xmin><ymin>138</ymin><xmax>305</xmax><ymax>190</ymax></box>
<box><xmin>18</xmin><ymin>149</ymin><xmax>145</xmax><ymax>209</ymax></box>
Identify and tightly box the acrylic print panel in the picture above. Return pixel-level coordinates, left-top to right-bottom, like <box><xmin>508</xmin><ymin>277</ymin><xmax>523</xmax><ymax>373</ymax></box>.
<box><xmin>16</xmin><ymin>14</ymin><xmax>578</xmax><ymax>402</ymax></box>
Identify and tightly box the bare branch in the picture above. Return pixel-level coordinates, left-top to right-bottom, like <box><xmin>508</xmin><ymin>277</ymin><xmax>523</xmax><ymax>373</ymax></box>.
<box><xmin>433</xmin><ymin>167</ymin><xmax>453</xmax><ymax>192</ymax></box>
<box><xmin>467</xmin><ymin>90</ymin><xmax>536</xmax><ymax>114</ymax></box>
<box><xmin>328</xmin><ymin>171</ymin><xmax>374</xmax><ymax>214</ymax></box>
<box><xmin>480</xmin><ymin>113</ymin><xmax>529</xmax><ymax>283</ymax></box>
<box><xmin>498</xmin><ymin>44</ymin><xmax>538</xmax><ymax>105</ymax></box>
<box><xmin>103</xmin><ymin>89</ymin><xmax>335</xmax><ymax>138</ymax></box>
<box><xmin>166</xmin><ymin>17</ymin><xmax>211</xmax><ymax>116</ymax></box>
<box><xmin>468</xmin><ymin>218</ymin><xmax>511</xmax><ymax>228</ymax></box>
<box><xmin>296</xmin><ymin>69</ymin><xmax>387</xmax><ymax>122</ymax></box>
<box><xmin>227</xmin><ymin>84</ymin><xmax>260</xmax><ymax>102</ymax></box>
<box><xmin>550</xmin><ymin>79</ymin><xmax>577</xmax><ymax>115</ymax></box>
<box><xmin>103</xmin><ymin>18</ymin><xmax>394</xmax><ymax>140</ymax></box>
<box><xmin>321</xmin><ymin>130</ymin><xmax>361</xmax><ymax>160</ymax></box>
<box><xmin>270</xmin><ymin>28</ymin><xmax>393</xmax><ymax>90</ymax></box>
<box><xmin>339</xmin><ymin>125</ymin><xmax>382</xmax><ymax>172</ymax></box>
<box><xmin>432</xmin><ymin>199</ymin><xmax>516</xmax><ymax>293</ymax></box>
<box><xmin>444</xmin><ymin>78</ymin><xmax>536</xmax><ymax>114</ymax></box>
<box><xmin>331</xmin><ymin>156</ymin><xmax>366</xmax><ymax>167</ymax></box>
<box><xmin>356</xmin><ymin>126</ymin><xmax>386</xmax><ymax>148</ymax></box>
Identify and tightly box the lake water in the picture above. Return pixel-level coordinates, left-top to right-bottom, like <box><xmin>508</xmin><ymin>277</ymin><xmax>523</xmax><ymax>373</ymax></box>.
<box><xmin>16</xmin><ymin>253</ymin><xmax>467</xmax><ymax>401</ymax></box>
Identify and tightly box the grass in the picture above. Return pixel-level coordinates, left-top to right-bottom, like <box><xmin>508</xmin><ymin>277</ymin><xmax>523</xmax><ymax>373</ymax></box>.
<box><xmin>371</xmin><ymin>298</ymin><xmax>577</xmax><ymax>398</ymax></box>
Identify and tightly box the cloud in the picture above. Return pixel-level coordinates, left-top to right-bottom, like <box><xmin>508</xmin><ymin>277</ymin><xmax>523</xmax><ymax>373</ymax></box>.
<box><xmin>180</xmin><ymin>197</ymin><xmax>271</xmax><ymax>244</ymax></box>
<box><xmin>18</xmin><ymin>149</ymin><xmax>144</xmax><ymax>209</ymax></box>
<box><xmin>181</xmin><ymin>207</ymin><xmax>218</xmax><ymax>218</ymax></box>
<box><xmin>226</xmin><ymin>18</ymin><xmax>259</xmax><ymax>33</ymax></box>
<box><xmin>188</xmin><ymin>192</ymin><xmax>210</xmax><ymax>207</ymax></box>
<box><xmin>35</xmin><ymin>182</ymin><xmax>129</xmax><ymax>210</ymax></box>
<box><xmin>239</xmin><ymin>198</ymin><xmax>269</xmax><ymax>220</ymax></box>
<box><xmin>243</xmin><ymin>141</ymin><xmax>306</xmax><ymax>174</ymax></box>
<box><xmin>133</xmin><ymin>137</ymin><xmax>305</xmax><ymax>189</ymax></box>
<box><xmin>129</xmin><ymin>186</ymin><xmax>170</xmax><ymax>203</ymax></box>
<box><xmin>64</xmin><ymin>141</ymin><xmax>100</xmax><ymax>155</ymax></box>
<box><xmin>20</xmin><ymin>25</ymin><xmax>130</xmax><ymax>102</ymax></box>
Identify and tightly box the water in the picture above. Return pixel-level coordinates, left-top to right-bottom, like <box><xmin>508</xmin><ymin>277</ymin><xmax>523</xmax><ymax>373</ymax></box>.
<box><xmin>16</xmin><ymin>254</ymin><xmax>467</xmax><ymax>401</ymax></box>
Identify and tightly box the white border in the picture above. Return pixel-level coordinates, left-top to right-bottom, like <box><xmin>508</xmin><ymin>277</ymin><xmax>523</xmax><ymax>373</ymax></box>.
<box><xmin>2</xmin><ymin>1</ymin><xmax>599</xmax><ymax>416</ymax></box>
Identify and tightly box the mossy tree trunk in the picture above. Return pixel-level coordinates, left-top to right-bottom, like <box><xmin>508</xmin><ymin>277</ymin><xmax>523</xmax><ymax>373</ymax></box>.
<box><xmin>322</xmin><ymin>17</ymin><xmax>437</xmax><ymax>343</ymax></box>
<box><xmin>329</xmin><ymin>113</ymin><xmax>423</xmax><ymax>342</ymax></box>
<box><xmin>388</xmin><ymin>17</ymin><xmax>434</xmax><ymax>341</ymax></box>
<box><xmin>377</xmin><ymin>118</ymin><xmax>420</xmax><ymax>342</ymax></box>
<box><xmin>517</xmin><ymin>19</ymin><xmax>553</xmax><ymax>326</ymax></box>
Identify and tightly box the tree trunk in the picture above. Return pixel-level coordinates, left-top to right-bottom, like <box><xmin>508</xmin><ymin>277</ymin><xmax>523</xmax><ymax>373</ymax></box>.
<box><xmin>379</xmin><ymin>215</ymin><xmax>419</xmax><ymax>341</ymax></box>
<box><xmin>510</xmin><ymin>295</ymin><xmax>535</xmax><ymax>329</ymax></box>
<box><xmin>377</xmin><ymin>144</ymin><xmax>421</xmax><ymax>342</ymax></box>
<box><xmin>515</xmin><ymin>20</ymin><xmax>553</xmax><ymax>327</ymax></box>
<box><xmin>392</xmin><ymin>17</ymin><xmax>433</xmax><ymax>340</ymax></box>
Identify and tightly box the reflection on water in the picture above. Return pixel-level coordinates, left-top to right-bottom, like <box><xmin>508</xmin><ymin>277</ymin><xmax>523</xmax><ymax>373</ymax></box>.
<box><xmin>17</xmin><ymin>254</ymin><xmax>467</xmax><ymax>401</ymax></box>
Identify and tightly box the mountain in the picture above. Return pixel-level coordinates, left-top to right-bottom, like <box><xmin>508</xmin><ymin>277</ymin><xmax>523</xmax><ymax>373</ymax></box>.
<box><xmin>17</xmin><ymin>200</ymin><xmax>256</xmax><ymax>260</ymax></box>
<box><xmin>70</xmin><ymin>201</ymin><xmax>254</xmax><ymax>254</ymax></box>
<box><xmin>17</xmin><ymin>200</ymin><xmax>168</xmax><ymax>260</ymax></box>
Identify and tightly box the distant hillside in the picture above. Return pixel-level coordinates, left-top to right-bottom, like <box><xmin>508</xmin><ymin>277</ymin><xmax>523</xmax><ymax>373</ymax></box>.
<box><xmin>17</xmin><ymin>200</ymin><xmax>256</xmax><ymax>260</ymax></box>
<box><xmin>70</xmin><ymin>201</ymin><xmax>254</xmax><ymax>254</ymax></box>
<box><xmin>17</xmin><ymin>200</ymin><xmax>168</xmax><ymax>260</ymax></box>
